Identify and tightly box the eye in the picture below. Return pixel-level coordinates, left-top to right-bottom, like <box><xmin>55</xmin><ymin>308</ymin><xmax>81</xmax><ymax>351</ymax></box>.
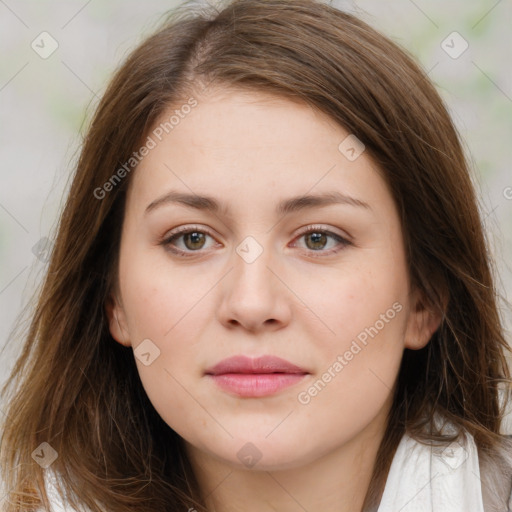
<box><xmin>291</xmin><ymin>225</ymin><xmax>352</xmax><ymax>257</ymax></box>
<box><xmin>160</xmin><ymin>225</ymin><xmax>217</xmax><ymax>257</ymax></box>
<box><xmin>159</xmin><ymin>224</ymin><xmax>352</xmax><ymax>258</ymax></box>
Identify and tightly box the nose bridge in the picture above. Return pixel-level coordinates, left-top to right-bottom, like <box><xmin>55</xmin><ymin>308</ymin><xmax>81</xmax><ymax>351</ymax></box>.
<box><xmin>217</xmin><ymin>231</ymin><xmax>290</xmax><ymax>331</ymax></box>
<box><xmin>232</xmin><ymin>233</ymin><xmax>275</xmax><ymax>293</ymax></box>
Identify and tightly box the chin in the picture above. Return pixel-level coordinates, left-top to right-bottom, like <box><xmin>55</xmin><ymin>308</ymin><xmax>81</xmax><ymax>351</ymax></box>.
<box><xmin>206</xmin><ymin>436</ymin><xmax>320</xmax><ymax>472</ymax></box>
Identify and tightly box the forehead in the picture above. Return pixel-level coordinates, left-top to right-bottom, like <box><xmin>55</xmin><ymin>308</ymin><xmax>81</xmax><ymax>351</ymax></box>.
<box><xmin>127</xmin><ymin>88</ymin><xmax>392</xmax><ymax>218</ymax></box>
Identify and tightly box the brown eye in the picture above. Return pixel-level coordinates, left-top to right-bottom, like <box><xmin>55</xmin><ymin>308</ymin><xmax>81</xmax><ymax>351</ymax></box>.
<box><xmin>293</xmin><ymin>226</ymin><xmax>352</xmax><ymax>257</ymax></box>
<box><xmin>161</xmin><ymin>226</ymin><xmax>217</xmax><ymax>257</ymax></box>
<box><xmin>160</xmin><ymin>225</ymin><xmax>352</xmax><ymax>259</ymax></box>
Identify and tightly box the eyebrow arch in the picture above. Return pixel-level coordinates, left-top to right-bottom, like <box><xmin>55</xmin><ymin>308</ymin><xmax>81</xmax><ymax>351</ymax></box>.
<box><xmin>145</xmin><ymin>190</ymin><xmax>372</xmax><ymax>216</ymax></box>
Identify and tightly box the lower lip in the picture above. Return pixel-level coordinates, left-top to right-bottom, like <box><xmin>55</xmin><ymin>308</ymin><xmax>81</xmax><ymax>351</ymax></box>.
<box><xmin>207</xmin><ymin>373</ymin><xmax>308</xmax><ymax>397</ymax></box>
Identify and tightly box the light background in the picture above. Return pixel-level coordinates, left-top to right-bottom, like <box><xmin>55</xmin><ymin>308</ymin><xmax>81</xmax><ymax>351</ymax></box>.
<box><xmin>0</xmin><ymin>0</ymin><xmax>511</xmax><ymax>406</ymax></box>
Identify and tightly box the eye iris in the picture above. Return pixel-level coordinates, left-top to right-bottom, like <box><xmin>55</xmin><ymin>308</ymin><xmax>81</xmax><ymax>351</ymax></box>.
<box><xmin>184</xmin><ymin>232</ymin><xmax>206</xmax><ymax>250</ymax></box>
<box><xmin>305</xmin><ymin>232</ymin><xmax>327</xmax><ymax>250</ymax></box>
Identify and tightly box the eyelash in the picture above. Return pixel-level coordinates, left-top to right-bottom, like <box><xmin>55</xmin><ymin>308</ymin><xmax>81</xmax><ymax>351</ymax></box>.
<box><xmin>159</xmin><ymin>224</ymin><xmax>352</xmax><ymax>258</ymax></box>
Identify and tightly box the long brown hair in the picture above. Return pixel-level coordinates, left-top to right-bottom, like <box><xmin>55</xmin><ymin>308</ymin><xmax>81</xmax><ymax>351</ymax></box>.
<box><xmin>1</xmin><ymin>0</ymin><xmax>511</xmax><ymax>510</ymax></box>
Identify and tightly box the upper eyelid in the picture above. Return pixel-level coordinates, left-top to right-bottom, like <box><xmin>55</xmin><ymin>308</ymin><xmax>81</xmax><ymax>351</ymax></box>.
<box><xmin>164</xmin><ymin>224</ymin><xmax>349</xmax><ymax>241</ymax></box>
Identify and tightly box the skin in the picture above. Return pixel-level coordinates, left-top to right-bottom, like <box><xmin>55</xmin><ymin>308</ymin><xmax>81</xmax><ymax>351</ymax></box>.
<box><xmin>106</xmin><ymin>87</ymin><xmax>441</xmax><ymax>512</ymax></box>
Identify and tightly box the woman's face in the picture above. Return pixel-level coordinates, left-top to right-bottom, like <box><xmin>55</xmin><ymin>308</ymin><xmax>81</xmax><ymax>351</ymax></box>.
<box><xmin>107</xmin><ymin>87</ymin><xmax>439</xmax><ymax>471</ymax></box>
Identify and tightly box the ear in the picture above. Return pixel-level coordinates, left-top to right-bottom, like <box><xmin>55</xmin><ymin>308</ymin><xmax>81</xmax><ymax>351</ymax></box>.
<box><xmin>404</xmin><ymin>288</ymin><xmax>444</xmax><ymax>350</ymax></box>
<box><xmin>105</xmin><ymin>293</ymin><xmax>131</xmax><ymax>347</ymax></box>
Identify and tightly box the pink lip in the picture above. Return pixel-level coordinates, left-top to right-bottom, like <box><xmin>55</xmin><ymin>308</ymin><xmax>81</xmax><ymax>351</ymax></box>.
<box><xmin>205</xmin><ymin>355</ymin><xmax>309</xmax><ymax>398</ymax></box>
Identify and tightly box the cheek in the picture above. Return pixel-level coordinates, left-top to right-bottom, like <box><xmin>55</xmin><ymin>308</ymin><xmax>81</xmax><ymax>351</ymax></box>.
<box><xmin>119</xmin><ymin>264</ymin><xmax>214</xmax><ymax>438</ymax></box>
<box><xmin>120</xmin><ymin>249</ymin><xmax>209</xmax><ymax>342</ymax></box>
<box><xmin>292</xmin><ymin>276</ymin><xmax>407</xmax><ymax>453</ymax></box>
<box><xmin>308</xmin><ymin>252</ymin><xmax>408</xmax><ymax>356</ymax></box>
<box><xmin>305</xmin><ymin>278</ymin><xmax>406</xmax><ymax>401</ymax></box>
<box><xmin>297</xmin><ymin>248</ymin><xmax>408</xmax><ymax>412</ymax></box>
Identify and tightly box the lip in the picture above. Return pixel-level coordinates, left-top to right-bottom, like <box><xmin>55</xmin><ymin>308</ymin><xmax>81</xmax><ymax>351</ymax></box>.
<box><xmin>205</xmin><ymin>355</ymin><xmax>308</xmax><ymax>375</ymax></box>
<box><xmin>205</xmin><ymin>355</ymin><xmax>309</xmax><ymax>398</ymax></box>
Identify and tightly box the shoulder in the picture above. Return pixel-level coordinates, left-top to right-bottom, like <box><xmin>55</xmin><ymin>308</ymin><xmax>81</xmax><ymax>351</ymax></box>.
<box><xmin>379</xmin><ymin>427</ymin><xmax>512</xmax><ymax>512</ymax></box>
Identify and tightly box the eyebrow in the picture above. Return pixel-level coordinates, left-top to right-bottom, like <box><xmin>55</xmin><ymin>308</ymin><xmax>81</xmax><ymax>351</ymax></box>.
<box><xmin>145</xmin><ymin>190</ymin><xmax>372</xmax><ymax>216</ymax></box>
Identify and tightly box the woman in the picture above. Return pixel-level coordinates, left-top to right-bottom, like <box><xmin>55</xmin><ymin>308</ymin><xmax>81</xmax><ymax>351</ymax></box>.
<box><xmin>1</xmin><ymin>0</ymin><xmax>511</xmax><ymax>511</ymax></box>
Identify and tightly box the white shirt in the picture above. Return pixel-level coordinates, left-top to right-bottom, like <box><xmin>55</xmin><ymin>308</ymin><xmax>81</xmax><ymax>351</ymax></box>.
<box><xmin>378</xmin><ymin>431</ymin><xmax>485</xmax><ymax>511</ymax></box>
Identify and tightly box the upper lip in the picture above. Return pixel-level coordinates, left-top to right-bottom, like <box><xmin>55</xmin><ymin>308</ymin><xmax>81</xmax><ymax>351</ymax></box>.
<box><xmin>205</xmin><ymin>355</ymin><xmax>309</xmax><ymax>375</ymax></box>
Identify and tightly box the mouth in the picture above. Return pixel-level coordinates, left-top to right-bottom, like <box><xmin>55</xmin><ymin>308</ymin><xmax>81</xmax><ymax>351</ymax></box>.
<box><xmin>205</xmin><ymin>355</ymin><xmax>309</xmax><ymax>398</ymax></box>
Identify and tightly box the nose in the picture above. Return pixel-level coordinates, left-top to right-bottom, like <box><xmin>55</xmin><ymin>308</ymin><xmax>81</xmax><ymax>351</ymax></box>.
<box><xmin>216</xmin><ymin>237</ymin><xmax>292</xmax><ymax>333</ymax></box>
